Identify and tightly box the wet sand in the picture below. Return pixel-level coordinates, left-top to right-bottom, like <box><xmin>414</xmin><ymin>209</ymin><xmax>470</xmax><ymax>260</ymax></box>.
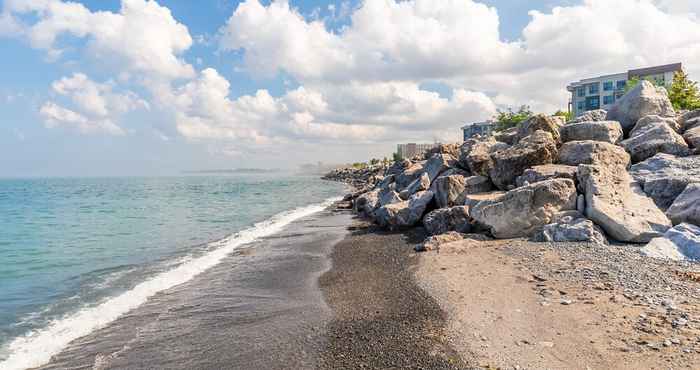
<box><xmin>37</xmin><ymin>210</ymin><xmax>351</xmax><ymax>370</ymax></box>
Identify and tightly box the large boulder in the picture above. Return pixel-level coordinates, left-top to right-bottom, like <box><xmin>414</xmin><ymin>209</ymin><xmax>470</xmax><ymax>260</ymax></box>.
<box><xmin>416</xmin><ymin>231</ymin><xmax>466</xmax><ymax>252</ymax></box>
<box><xmin>374</xmin><ymin>190</ymin><xmax>434</xmax><ymax>228</ymax></box>
<box><xmin>642</xmin><ymin>223</ymin><xmax>700</xmax><ymax>261</ymax></box>
<box><xmin>666</xmin><ymin>183</ymin><xmax>700</xmax><ymax>226</ymax></box>
<box><xmin>489</xmin><ymin>130</ymin><xmax>558</xmax><ymax>190</ymax></box>
<box><xmin>558</xmin><ymin>140</ymin><xmax>630</xmax><ymax>168</ymax></box>
<box><xmin>683</xmin><ymin>125</ymin><xmax>700</xmax><ymax>149</ymax></box>
<box><xmin>470</xmin><ymin>179</ymin><xmax>577</xmax><ymax>238</ymax></box>
<box><xmin>620</xmin><ymin>115</ymin><xmax>690</xmax><ymax>163</ymax></box>
<box><xmin>431</xmin><ymin>174</ymin><xmax>493</xmax><ymax>208</ymax></box>
<box><xmin>378</xmin><ymin>186</ymin><xmax>402</xmax><ymax>207</ymax></box>
<box><xmin>533</xmin><ymin>211</ymin><xmax>608</xmax><ymax>245</ymax></box>
<box><xmin>494</xmin><ymin>126</ymin><xmax>519</xmax><ymax>145</ymax></box>
<box><xmin>679</xmin><ymin>109</ymin><xmax>700</xmax><ymax>131</ymax></box>
<box><xmin>634</xmin><ymin>114</ymin><xmax>681</xmax><ymax>133</ymax></box>
<box><xmin>354</xmin><ymin>188</ymin><xmax>381</xmax><ymax>216</ymax></box>
<box><xmin>395</xmin><ymin>153</ymin><xmax>455</xmax><ymax>190</ymax></box>
<box><xmin>399</xmin><ymin>172</ymin><xmax>430</xmax><ymax>200</ymax></box>
<box><xmin>422</xmin><ymin>206</ymin><xmax>471</xmax><ymax>235</ymax></box>
<box><xmin>577</xmin><ymin>165</ymin><xmax>671</xmax><ymax>243</ymax></box>
<box><xmin>630</xmin><ymin>154</ymin><xmax>700</xmax><ymax>209</ymax></box>
<box><xmin>516</xmin><ymin>114</ymin><xmax>563</xmax><ymax>143</ymax></box>
<box><xmin>516</xmin><ymin>164</ymin><xmax>578</xmax><ymax>187</ymax></box>
<box><xmin>385</xmin><ymin>159</ymin><xmax>411</xmax><ymax>176</ymax></box>
<box><xmin>560</xmin><ymin>120</ymin><xmax>623</xmax><ymax>144</ymax></box>
<box><xmin>606</xmin><ymin>80</ymin><xmax>676</xmax><ymax>133</ymax></box>
<box><xmin>570</xmin><ymin>109</ymin><xmax>607</xmax><ymax>123</ymax></box>
<box><xmin>458</xmin><ymin>137</ymin><xmax>508</xmax><ymax>176</ymax></box>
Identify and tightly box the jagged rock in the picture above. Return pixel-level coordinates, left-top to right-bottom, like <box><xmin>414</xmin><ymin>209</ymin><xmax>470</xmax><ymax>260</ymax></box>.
<box><xmin>489</xmin><ymin>130</ymin><xmax>558</xmax><ymax>190</ymax></box>
<box><xmin>416</xmin><ymin>231</ymin><xmax>466</xmax><ymax>252</ymax></box>
<box><xmin>464</xmin><ymin>191</ymin><xmax>505</xmax><ymax>210</ymax></box>
<box><xmin>679</xmin><ymin>109</ymin><xmax>700</xmax><ymax>130</ymax></box>
<box><xmin>515</xmin><ymin>164</ymin><xmax>578</xmax><ymax>188</ymax></box>
<box><xmin>630</xmin><ymin>154</ymin><xmax>700</xmax><ymax>209</ymax></box>
<box><xmin>463</xmin><ymin>175</ymin><xmax>493</xmax><ymax>194</ymax></box>
<box><xmin>516</xmin><ymin>114</ymin><xmax>563</xmax><ymax>143</ymax></box>
<box><xmin>458</xmin><ymin>137</ymin><xmax>508</xmax><ymax>176</ymax></box>
<box><xmin>395</xmin><ymin>160</ymin><xmax>426</xmax><ymax>189</ymax></box>
<box><xmin>642</xmin><ymin>223</ymin><xmax>700</xmax><ymax>261</ymax></box>
<box><xmin>494</xmin><ymin>126</ymin><xmax>519</xmax><ymax>145</ymax></box>
<box><xmin>432</xmin><ymin>174</ymin><xmax>467</xmax><ymax>208</ymax></box>
<box><xmin>354</xmin><ymin>189</ymin><xmax>381</xmax><ymax>216</ymax></box>
<box><xmin>376</xmin><ymin>175</ymin><xmax>395</xmax><ymax>190</ymax></box>
<box><xmin>378</xmin><ymin>187</ymin><xmax>402</xmax><ymax>206</ymax></box>
<box><xmin>399</xmin><ymin>172</ymin><xmax>430</xmax><ymax>200</ymax></box>
<box><xmin>374</xmin><ymin>190</ymin><xmax>434</xmax><ymax>228</ymax></box>
<box><xmin>558</xmin><ymin>140</ymin><xmax>630</xmax><ymax>168</ymax></box>
<box><xmin>683</xmin><ymin>125</ymin><xmax>700</xmax><ymax>149</ymax></box>
<box><xmin>620</xmin><ymin>115</ymin><xmax>690</xmax><ymax>163</ymax></box>
<box><xmin>422</xmin><ymin>206</ymin><xmax>471</xmax><ymax>235</ymax></box>
<box><xmin>534</xmin><ymin>212</ymin><xmax>608</xmax><ymax>245</ymax></box>
<box><xmin>470</xmin><ymin>179</ymin><xmax>577</xmax><ymax>238</ymax></box>
<box><xmin>606</xmin><ymin>80</ymin><xmax>676</xmax><ymax>133</ymax></box>
<box><xmin>386</xmin><ymin>159</ymin><xmax>411</xmax><ymax>176</ymax></box>
<box><xmin>395</xmin><ymin>153</ymin><xmax>455</xmax><ymax>190</ymax></box>
<box><xmin>424</xmin><ymin>143</ymin><xmax>460</xmax><ymax>159</ymax></box>
<box><xmin>577</xmin><ymin>165</ymin><xmax>671</xmax><ymax>243</ymax></box>
<box><xmin>635</xmin><ymin>114</ymin><xmax>682</xmax><ymax>133</ymax></box>
<box><xmin>666</xmin><ymin>183</ymin><xmax>700</xmax><ymax>226</ymax></box>
<box><xmin>570</xmin><ymin>109</ymin><xmax>607</xmax><ymax>123</ymax></box>
<box><xmin>560</xmin><ymin>120</ymin><xmax>623</xmax><ymax>144</ymax></box>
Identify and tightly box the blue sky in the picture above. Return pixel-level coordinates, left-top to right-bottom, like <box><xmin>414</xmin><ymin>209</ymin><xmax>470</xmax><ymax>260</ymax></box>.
<box><xmin>1</xmin><ymin>0</ymin><xmax>698</xmax><ymax>177</ymax></box>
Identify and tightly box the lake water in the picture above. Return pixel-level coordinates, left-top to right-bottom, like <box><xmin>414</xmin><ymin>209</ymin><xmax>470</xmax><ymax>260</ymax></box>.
<box><xmin>0</xmin><ymin>175</ymin><xmax>345</xmax><ymax>369</ymax></box>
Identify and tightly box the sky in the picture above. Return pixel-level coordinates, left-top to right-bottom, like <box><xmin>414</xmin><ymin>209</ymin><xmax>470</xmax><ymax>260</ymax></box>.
<box><xmin>1</xmin><ymin>0</ymin><xmax>699</xmax><ymax>177</ymax></box>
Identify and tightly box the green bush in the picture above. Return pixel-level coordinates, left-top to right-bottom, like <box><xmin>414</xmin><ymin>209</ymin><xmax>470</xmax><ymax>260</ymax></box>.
<box><xmin>494</xmin><ymin>105</ymin><xmax>533</xmax><ymax>131</ymax></box>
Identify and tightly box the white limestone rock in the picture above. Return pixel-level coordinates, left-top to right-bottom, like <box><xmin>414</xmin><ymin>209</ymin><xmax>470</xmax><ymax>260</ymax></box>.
<box><xmin>620</xmin><ymin>115</ymin><xmax>690</xmax><ymax>163</ymax></box>
<box><xmin>422</xmin><ymin>206</ymin><xmax>471</xmax><ymax>236</ymax></box>
<box><xmin>642</xmin><ymin>223</ymin><xmax>700</xmax><ymax>261</ymax></box>
<box><xmin>666</xmin><ymin>183</ymin><xmax>700</xmax><ymax>226</ymax></box>
<box><xmin>534</xmin><ymin>213</ymin><xmax>608</xmax><ymax>245</ymax></box>
<box><xmin>630</xmin><ymin>153</ymin><xmax>700</xmax><ymax>210</ymax></box>
<box><xmin>515</xmin><ymin>164</ymin><xmax>578</xmax><ymax>188</ymax></box>
<box><xmin>560</xmin><ymin>120</ymin><xmax>623</xmax><ymax>144</ymax></box>
<box><xmin>374</xmin><ymin>190</ymin><xmax>434</xmax><ymax>228</ymax></box>
<box><xmin>489</xmin><ymin>130</ymin><xmax>559</xmax><ymax>190</ymax></box>
<box><xmin>558</xmin><ymin>140</ymin><xmax>630</xmax><ymax>169</ymax></box>
<box><xmin>577</xmin><ymin>165</ymin><xmax>671</xmax><ymax>243</ymax></box>
<box><xmin>606</xmin><ymin>81</ymin><xmax>676</xmax><ymax>133</ymax></box>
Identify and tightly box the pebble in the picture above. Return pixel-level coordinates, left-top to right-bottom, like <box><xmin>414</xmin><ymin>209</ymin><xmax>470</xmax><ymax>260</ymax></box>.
<box><xmin>560</xmin><ymin>299</ymin><xmax>573</xmax><ymax>305</ymax></box>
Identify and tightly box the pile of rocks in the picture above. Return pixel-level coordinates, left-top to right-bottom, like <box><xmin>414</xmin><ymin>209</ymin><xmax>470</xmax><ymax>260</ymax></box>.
<box><xmin>322</xmin><ymin>162</ymin><xmax>397</xmax><ymax>191</ymax></box>
<box><xmin>333</xmin><ymin>81</ymin><xmax>700</xmax><ymax>260</ymax></box>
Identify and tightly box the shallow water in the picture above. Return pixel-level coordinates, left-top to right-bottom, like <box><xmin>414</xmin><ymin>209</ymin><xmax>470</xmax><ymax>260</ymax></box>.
<box><xmin>0</xmin><ymin>175</ymin><xmax>345</xmax><ymax>369</ymax></box>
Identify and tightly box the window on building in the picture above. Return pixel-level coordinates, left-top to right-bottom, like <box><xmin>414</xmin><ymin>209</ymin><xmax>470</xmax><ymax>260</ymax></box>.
<box><xmin>603</xmin><ymin>81</ymin><xmax>613</xmax><ymax>91</ymax></box>
<box><xmin>603</xmin><ymin>95</ymin><xmax>615</xmax><ymax>105</ymax></box>
<box><xmin>585</xmin><ymin>96</ymin><xmax>600</xmax><ymax>111</ymax></box>
<box><xmin>577</xmin><ymin>87</ymin><xmax>585</xmax><ymax>97</ymax></box>
<box><xmin>588</xmin><ymin>83</ymin><xmax>599</xmax><ymax>94</ymax></box>
<box><xmin>577</xmin><ymin>101</ymin><xmax>584</xmax><ymax>111</ymax></box>
<box><xmin>616</xmin><ymin>80</ymin><xmax>626</xmax><ymax>90</ymax></box>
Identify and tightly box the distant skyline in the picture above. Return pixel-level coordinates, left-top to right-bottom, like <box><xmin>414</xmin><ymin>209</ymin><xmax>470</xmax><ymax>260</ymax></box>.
<box><xmin>1</xmin><ymin>0</ymin><xmax>699</xmax><ymax>177</ymax></box>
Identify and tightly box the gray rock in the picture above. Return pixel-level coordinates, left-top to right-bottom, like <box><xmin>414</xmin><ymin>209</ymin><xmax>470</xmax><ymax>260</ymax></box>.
<box><xmin>376</xmin><ymin>174</ymin><xmax>395</xmax><ymax>190</ymax></box>
<box><xmin>354</xmin><ymin>188</ymin><xmax>381</xmax><ymax>216</ymax></box>
<box><xmin>679</xmin><ymin>109</ymin><xmax>700</xmax><ymax>130</ymax></box>
<box><xmin>576</xmin><ymin>194</ymin><xmax>585</xmax><ymax>213</ymax></box>
<box><xmin>399</xmin><ymin>172</ymin><xmax>430</xmax><ymax>200</ymax></box>
<box><xmin>642</xmin><ymin>223</ymin><xmax>700</xmax><ymax>261</ymax></box>
<box><xmin>620</xmin><ymin>115</ymin><xmax>690</xmax><ymax>163</ymax></box>
<box><xmin>558</xmin><ymin>140</ymin><xmax>630</xmax><ymax>169</ymax></box>
<box><xmin>606</xmin><ymin>80</ymin><xmax>676</xmax><ymax>133</ymax></box>
<box><xmin>494</xmin><ymin>126</ymin><xmax>519</xmax><ymax>145</ymax></box>
<box><xmin>515</xmin><ymin>164</ymin><xmax>578</xmax><ymax>188</ymax></box>
<box><xmin>470</xmin><ymin>179</ymin><xmax>577</xmax><ymax>238</ymax></box>
<box><xmin>630</xmin><ymin>154</ymin><xmax>700</xmax><ymax>209</ymax></box>
<box><xmin>666</xmin><ymin>183</ymin><xmax>700</xmax><ymax>226</ymax></box>
<box><xmin>422</xmin><ymin>206</ymin><xmax>471</xmax><ymax>235</ymax></box>
<box><xmin>683</xmin><ymin>125</ymin><xmax>700</xmax><ymax>149</ymax></box>
<box><xmin>516</xmin><ymin>114</ymin><xmax>563</xmax><ymax>143</ymax></box>
<box><xmin>431</xmin><ymin>174</ymin><xmax>467</xmax><ymax>208</ymax></box>
<box><xmin>534</xmin><ymin>213</ymin><xmax>608</xmax><ymax>245</ymax></box>
<box><xmin>374</xmin><ymin>190</ymin><xmax>434</xmax><ymax>228</ymax></box>
<box><xmin>459</xmin><ymin>137</ymin><xmax>508</xmax><ymax>176</ymax></box>
<box><xmin>464</xmin><ymin>191</ymin><xmax>506</xmax><ymax>211</ymax></box>
<box><xmin>378</xmin><ymin>187</ymin><xmax>402</xmax><ymax>207</ymax></box>
<box><xmin>395</xmin><ymin>153</ymin><xmax>455</xmax><ymax>190</ymax></box>
<box><xmin>570</xmin><ymin>109</ymin><xmax>607</xmax><ymax>123</ymax></box>
<box><xmin>489</xmin><ymin>130</ymin><xmax>558</xmax><ymax>190</ymax></box>
<box><xmin>577</xmin><ymin>165</ymin><xmax>671</xmax><ymax>243</ymax></box>
<box><xmin>633</xmin><ymin>114</ymin><xmax>681</xmax><ymax>133</ymax></box>
<box><xmin>560</xmin><ymin>120</ymin><xmax>623</xmax><ymax>144</ymax></box>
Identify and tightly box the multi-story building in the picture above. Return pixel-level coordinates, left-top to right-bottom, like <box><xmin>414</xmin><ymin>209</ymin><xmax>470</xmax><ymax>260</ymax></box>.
<box><xmin>567</xmin><ymin>63</ymin><xmax>682</xmax><ymax>117</ymax></box>
<box><xmin>396</xmin><ymin>143</ymin><xmax>439</xmax><ymax>159</ymax></box>
<box><xmin>462</xmin><ymin>120</ymin><xmax>497</xmax><ymax>140</ymax></box>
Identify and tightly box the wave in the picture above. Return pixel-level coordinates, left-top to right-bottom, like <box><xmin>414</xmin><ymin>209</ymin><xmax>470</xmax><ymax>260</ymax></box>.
<box><xmin>0</xmin><ymin>197</ymin><xmax>340</xmax><ymax>370</ymax></box>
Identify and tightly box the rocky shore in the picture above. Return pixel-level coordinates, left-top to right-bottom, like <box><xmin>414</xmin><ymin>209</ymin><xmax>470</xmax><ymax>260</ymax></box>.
<box><xmin>323</xmin><ymin>80</ymin><xmax>700</xmax><ymax>368</ymax></box>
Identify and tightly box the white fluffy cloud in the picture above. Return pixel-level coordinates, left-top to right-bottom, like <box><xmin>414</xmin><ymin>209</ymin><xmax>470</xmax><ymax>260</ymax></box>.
<box><xmin>40</xmin><ymin>73</ymin><xmax>148</xmax><ymax>135</ymax></box>
<box><xmin>3</xmin><ymin>0</ymin><xmax>194</xmax><ymax>79</ymax></box>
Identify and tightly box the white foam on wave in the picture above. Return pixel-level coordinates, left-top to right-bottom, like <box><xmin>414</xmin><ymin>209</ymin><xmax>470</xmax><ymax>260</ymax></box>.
<box><xmin>0</xmin><ymin>197</ymin><xmax>340</xmax><ymax>370</ymax></box>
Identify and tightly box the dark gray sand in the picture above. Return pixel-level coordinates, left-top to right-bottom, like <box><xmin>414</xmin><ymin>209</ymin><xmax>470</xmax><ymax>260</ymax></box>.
<box><xmin>37</xmin><ymin>211</ymin><xmax>351</xmax><ymax>370</ymax></box>
<box><xmin>318</xmin><ymin>223</ymin><xmax>470</xmax><ymax>370</ymax></box>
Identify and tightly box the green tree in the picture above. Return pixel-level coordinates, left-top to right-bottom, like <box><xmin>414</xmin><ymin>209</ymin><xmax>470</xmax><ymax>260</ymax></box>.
<box><xmin>623</xmin><ymin>76</ymin><xmax>641</xmax><ymax>94</ymax></box>
<box><xmin>494</xmin><ymin>105</ymin><xmax>533</xmax><ymax>131</ymax></box>
<box><xmin>553</xmin><ymin>110</ymin><xmax>572</xmax><ymax>122</ymax></box>
<box><xmin>668</xmin><ymin>70</ymin><xmax>700</xmax><ymax>110</ymax></box>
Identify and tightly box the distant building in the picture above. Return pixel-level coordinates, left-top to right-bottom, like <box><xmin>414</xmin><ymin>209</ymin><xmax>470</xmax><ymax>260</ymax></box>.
<box><xmin>567</xmin><ymin>63</ymin><xmax>682</xmax><ymax>117</ymax></box>
<box><xmin>462</xmin><ymin>120</ymin><xmax>496</xmax><ymax>140</ymax></box>
<box><xmin>396</xmin><ymin>143</ymin><xmax>439</xmax><ymax>159</ymax></box>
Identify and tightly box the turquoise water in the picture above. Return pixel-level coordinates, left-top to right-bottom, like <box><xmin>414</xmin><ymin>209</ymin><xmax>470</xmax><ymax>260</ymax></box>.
<box><xmin>0</xmin><ymin>175</ymin><xmax>344</xmax><ymax>363</ymax></box>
